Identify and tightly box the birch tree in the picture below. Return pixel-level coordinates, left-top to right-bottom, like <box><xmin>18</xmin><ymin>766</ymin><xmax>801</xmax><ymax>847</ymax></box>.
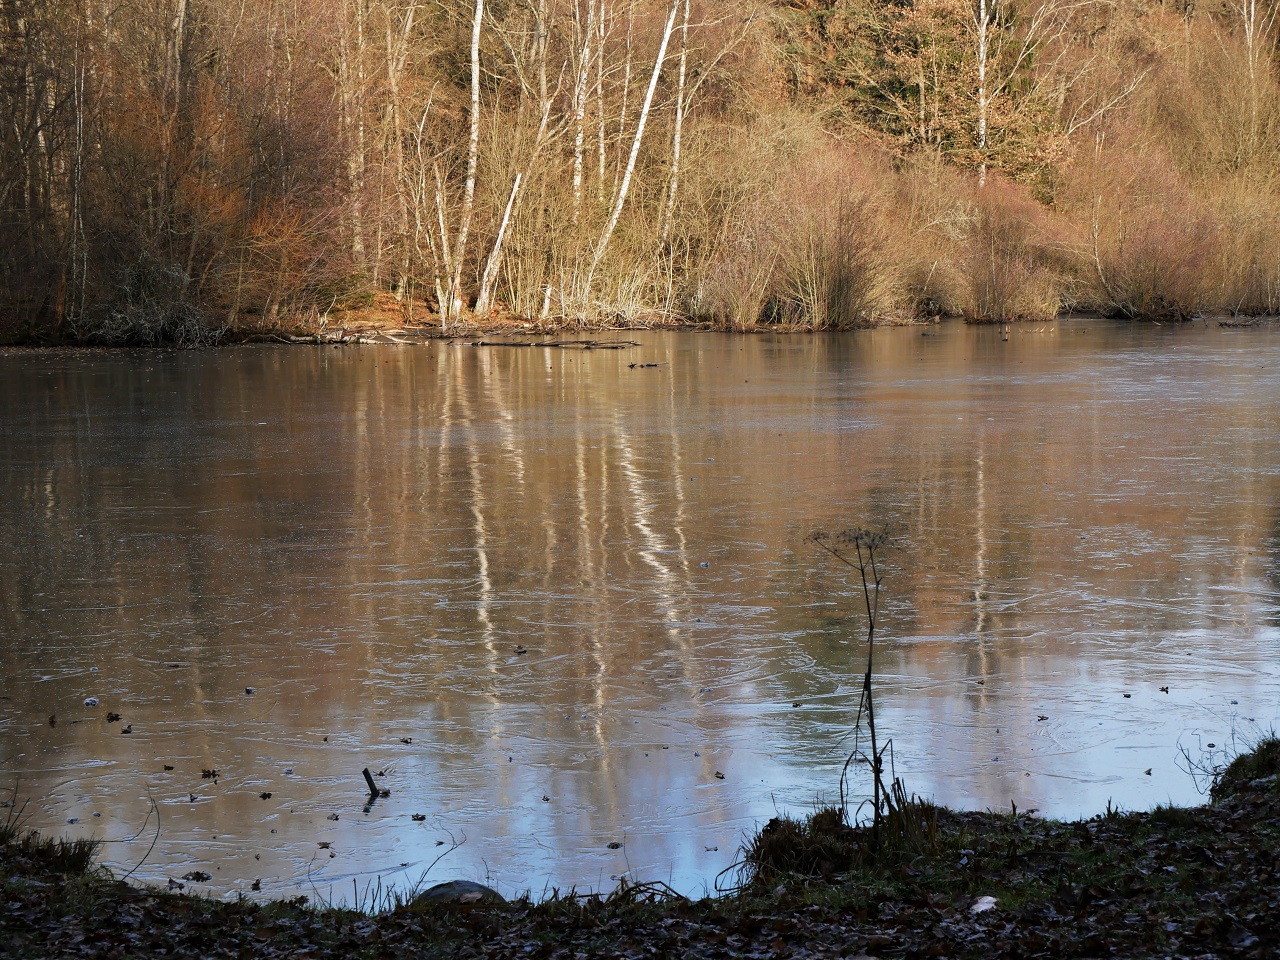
<box><xmin>475</xmin><ymin>0</ymin><xmax>569</xmax><ymax>315</ymax></box>
<box><xmin>429</xmin><ymin>0</ymin><xmax>484</xmax><ymax>327</ymax></box>
<box><xmin>968</xmin><ymin>0</ymin><xmax>1096</xmax><ymax>185</ymax></box>
<box><xmin>657</xmin><ymin>0</ymin><xmax>689</xmax><ymax>246</ymax></box>
<box><xmin>657</xmin><ymin>0</ymin><xmax>755</xmax><ymax>246</ymax></box>
<box><xmin>584</xmin><ymin>0</ymin><xmax>678</xmax><ymax>296</ymax></box>
<box><xmin>375</xmin><ymin>0</ymin><xmax>421</xmax><ymax>297</ymax></box>
<box><xmin>568</xmin><ymin>0</ymin><xmax>597</xmax><ymax>223</ymax></box>
<box><xmin>1233</xmin><ymin>0</ymin><xmax>1279</xmax><ymax>154</ymax></box>
<box><xmin>973</xmin><ymin>0</ymin><xmax>992</xmax><ymax>184</ymax></box>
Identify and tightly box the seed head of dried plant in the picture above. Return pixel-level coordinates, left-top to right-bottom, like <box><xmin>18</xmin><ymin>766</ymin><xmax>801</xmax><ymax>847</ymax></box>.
<box><xmin>808</xmin><ymin>526</ymin><xmax>895</xmax><ymax>851</ymax></box>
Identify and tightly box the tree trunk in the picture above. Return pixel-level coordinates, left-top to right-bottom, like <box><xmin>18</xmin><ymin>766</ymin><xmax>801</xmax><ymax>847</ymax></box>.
<box><xmin>339</xmin><ymin>0</ymin><xmax>369</xmax><ymax>262</ymax></box>
<box><xmin>975</xmin><ymin>0</ymin><xmax>990</xmax><ymax>188</ymax></box>
<box><xmin>475</xmin><ymin>172</ymin><xmax>521</xmax><ymax>315</ymax></box>
<box><xmin>383</xmin><ymin>0</ymin><xmax>419</xmax><ymax>300</ymax></box>
<box><xmin>595</xmin><ymin>0</ymin><xmax>608</xmax><ymax>202</ymax></box>
<box><xmin>613</xmin><ymin>0</ymin><xmax>634</xmax><ymax>201</ymax></box>
<box><xmin>586</xmin><ymin>0</ymin><xmax>678</xmax><ymax>297</ymax></box>
<box><xmin>443</xmin><ymin>0</ymin><xmax>484</xmax><ymax>328</ymax></box>
<box><xmin>658</xmin><ymin>0</ymin><xmax>690</xmax><ymax>247</ymax></box>
<box><xmin>570</xmin><ymin>0</ymin><xmax>597</xmax><ymax>224</ymax></box>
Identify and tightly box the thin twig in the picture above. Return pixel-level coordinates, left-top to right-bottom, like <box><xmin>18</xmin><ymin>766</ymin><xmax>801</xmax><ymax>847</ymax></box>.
<box><xmin>117</xmin><ymin>789</ymin><xmax>161</xmax><ymax>883</ymax></box>
<box><xmin>809</xmin><ymin>526</ymin><xmax>892</xmax><ymax>849</ymax></box>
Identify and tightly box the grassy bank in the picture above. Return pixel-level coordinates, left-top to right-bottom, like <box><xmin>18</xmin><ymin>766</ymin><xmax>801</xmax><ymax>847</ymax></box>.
<box><xmin>4</xmin><ymin>740</ymin><xmax>1278</xmax><ymax>959</ymax></box>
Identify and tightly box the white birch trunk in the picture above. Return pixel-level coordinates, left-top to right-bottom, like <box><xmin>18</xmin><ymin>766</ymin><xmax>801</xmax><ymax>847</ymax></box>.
<box><xmin>475</xmin><ymin>173</ymin><xmax>522</xmax><ymax>315</ymax></box>
<box><xmin>596</xmin><ymin>0</ymin><xmax>608</xmax><ymax>202</ymax></box>
<box><xmin>168</xmin><ymin>0</ymin><xmax>187</xmax><ymax>107</ymax></box>
<box><xmin>658</xmin><ymin>0</ymin><xmax>690</xmax><ymax>247</ymax></box>
<box><xmin>570</xmin><ymin>0</ymin><xmax>597</xmax><ymax>224</ymax></box>
<box><xmin>434</xmin><ymin>161</ymin><xmax>456</xmax><ymax>316</ymax></box>
<box><xmin>444</xmin><ymin>0</ymin><xmax>484</xmax><ymax>327</ymax></box>
<box><xmin>975</xmin><ymin>0</ymin><xmax>990</xmax><ymax>188</ymax></box>
<box><xmin>1237</xmin><ymin>0</ymin><xmax>1279</xmax><ymax>153</ymax></box>
<box><xmin>475</xmin><ymin>15</ymin><xmax>561</xmax><ymax>318</ymax></box>
<box><xmin>383</xmin><ymin>1</ymin><xmax>419</xmax><ymax>299</ymax></box>
<box><xmin>613</xmin><ymin>1</ymin><xmax>634</xmax><ymax>201</ymax></box>
<box><xmin>586</xmin><ymin>0</ymin><xmax>679</xmax><ymax>294</ymax></box>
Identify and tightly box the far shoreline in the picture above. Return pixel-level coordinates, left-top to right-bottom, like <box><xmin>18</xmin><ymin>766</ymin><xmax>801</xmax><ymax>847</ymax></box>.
<box><xmin>6</xmin><ymin>310</ymin><xmax>1274</xmax><ymax>353</ymax></box>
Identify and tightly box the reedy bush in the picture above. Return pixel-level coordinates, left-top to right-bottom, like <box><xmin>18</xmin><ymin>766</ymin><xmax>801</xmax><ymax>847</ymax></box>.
<box><xmin>773</xmin><ymin>162</ymin><xmax>891</xmax><ymax>330</ymax></box>
<box><xmin>962</xmin><ymin>178</ymin><xmax>1065</xmax><ymax>323</ymax></box>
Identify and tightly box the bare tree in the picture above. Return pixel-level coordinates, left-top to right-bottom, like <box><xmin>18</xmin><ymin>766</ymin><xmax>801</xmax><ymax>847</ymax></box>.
<box><xmin>657</xmin><ymin>0</ymin><xmax>689</xmax><ymax>247</ymax></box>
<box><xmin>569</xmin><ymin>0</ymin><xmax>598</xmax><ymax>223</ymax></box>
<box><xmin>336</xmin><ymin>0</ymin><xmax>370</xmax><ymax>261</ymax></box>
<box><xmin>583</xmin><ymin>0</ymin><xmax>679</xmax><ymax>300</ymax></box>
<box><xmin>969</xmin><ymin>1</ymin><xmax>1101</xmax><ymax>183</ymax></box>
<box><xmin>1233</xmin><ymin>0</ymin><xmax>1280</xmax><ymax>153</ymax></box>
<box><xmin>426</xmin><ymin>0</ymin><xmax>484</xmax><ymax>328</ymax></box>
<box><xmin>376</xmin><ymin>0</ymin><xmax>422</xmax><ymax>299</ymax></box>
<box><xmin>474</xmin><ymin>0</ymin><xmax>569</xmax><ymax>315</ymax></box>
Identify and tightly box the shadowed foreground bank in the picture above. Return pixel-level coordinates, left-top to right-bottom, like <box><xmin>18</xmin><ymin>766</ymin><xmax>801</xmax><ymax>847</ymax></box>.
<box><xmin>3</xmin><ymin>741</ymin><xmax>1278</xmax><ymax>959</ymax></box>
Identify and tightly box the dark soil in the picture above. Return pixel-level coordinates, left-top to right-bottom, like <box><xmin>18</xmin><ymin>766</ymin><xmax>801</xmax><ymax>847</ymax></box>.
<box><xmin>4</xmin><ymin>748</ymin><xmax>1279</xmax><ymax>959</ymax></box>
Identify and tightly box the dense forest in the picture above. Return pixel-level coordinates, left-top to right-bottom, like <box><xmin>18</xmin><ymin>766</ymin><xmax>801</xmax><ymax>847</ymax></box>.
<box><xmin>2</xmin><ymin>0</ymin><xmax>1278</xmax><ymax>344</ymax></box>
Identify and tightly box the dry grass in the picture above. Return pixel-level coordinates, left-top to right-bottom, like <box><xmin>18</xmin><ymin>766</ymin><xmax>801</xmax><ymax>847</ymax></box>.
<box><xmin>1</xmin><ymin>800</ymin><xmax>100</xmax><ymax>876</ymax></box>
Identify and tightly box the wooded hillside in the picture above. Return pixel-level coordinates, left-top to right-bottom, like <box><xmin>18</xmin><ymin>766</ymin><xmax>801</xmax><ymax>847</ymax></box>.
<box><xmin>3</xmin><ymin>0</ymin><xmax>1278</xmax><ymax>343</ymax></box>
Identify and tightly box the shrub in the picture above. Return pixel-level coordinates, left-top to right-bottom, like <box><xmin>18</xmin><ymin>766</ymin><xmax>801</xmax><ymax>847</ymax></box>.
<box><xmin>772</xmin><ymin>147</ymin><xmax>893</xmax><ymax>329</ymax></box>
<box><xmin>70</xmin><ymin>255</ymin><xmax>223</xmax><ymax>348</ymax></box>
<box><xmin>962</xmin><ymin>178</ymin><xmax>1063</xmax><ymax>323</ymax></box>
<box><xmin>1098</xmin><ymin>202</ymin><xmax>1221</xmax><ymax>320</ymax></box>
